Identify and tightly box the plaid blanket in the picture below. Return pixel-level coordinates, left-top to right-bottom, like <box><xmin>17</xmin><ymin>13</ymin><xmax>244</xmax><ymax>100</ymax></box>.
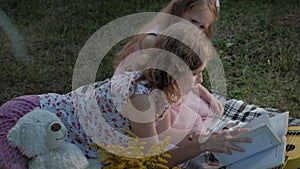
<box><xmin>212</xmin><ymin>92</ymin><xmax>300</xmax><ymax>126</ymax></box>
<box><xmin>222</xmin><ymin>99</ymin><xmax>300</xmax><ymax>126</ymax></box>
<box><xmin>184</xmin><ymin>97</ymin><xmax>300</xmax><ymax>169</ymax></box>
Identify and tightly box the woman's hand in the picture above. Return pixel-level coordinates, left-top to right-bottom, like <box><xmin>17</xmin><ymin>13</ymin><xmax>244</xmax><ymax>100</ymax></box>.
<box><xmin>201</xmin><ymin>128</ymin><xmax>252</xmax><ymax>155</ymax></box>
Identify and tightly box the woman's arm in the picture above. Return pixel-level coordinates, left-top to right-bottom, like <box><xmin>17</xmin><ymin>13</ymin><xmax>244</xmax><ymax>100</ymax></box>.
<box><xmin>163</xmin><ymin>128</ymin><xmax>252</xmax><ymax>167</ymax></box>
<box><xmin>124</xmin><ymin>94</ymin><xmax>160</xmax><ymax>150</ymax></box>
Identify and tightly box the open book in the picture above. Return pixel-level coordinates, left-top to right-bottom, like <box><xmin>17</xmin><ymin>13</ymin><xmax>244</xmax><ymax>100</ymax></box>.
<box><xmin>211</xmin><ymin>112</ymin><xmax>289</xmax><ymax>169</ymax></box>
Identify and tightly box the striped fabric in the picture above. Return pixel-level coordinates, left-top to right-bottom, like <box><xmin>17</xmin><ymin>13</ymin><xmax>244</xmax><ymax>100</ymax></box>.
<box><xmin>212</xmin><ymin>92</ymin><xmax>299</xmax><ymax>126</ymax></box>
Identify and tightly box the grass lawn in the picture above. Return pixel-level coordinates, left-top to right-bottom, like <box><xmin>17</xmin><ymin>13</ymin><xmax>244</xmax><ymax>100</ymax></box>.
<box><xmin>0</xmin><ymin>0</ymin><xmax>299</xmax><ymax>118</ymax></box>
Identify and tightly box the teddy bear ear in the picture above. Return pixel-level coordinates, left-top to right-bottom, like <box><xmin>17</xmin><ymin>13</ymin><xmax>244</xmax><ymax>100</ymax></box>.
<box><xmin>7</xmin><ymin>125</ymin><xmax>21</xmax><ymax>147</ymax></box>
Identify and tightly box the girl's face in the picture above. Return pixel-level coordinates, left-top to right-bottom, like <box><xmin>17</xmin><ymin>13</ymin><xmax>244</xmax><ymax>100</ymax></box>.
<box><xmin>192</xmin><ymin>63</ymin><xmax>206</xmax><ymax>84</ymax></box>
<box><xmin>180</xmin><ymin>6</ymin><xmax>215</xmax><ymax>40</ymax></box>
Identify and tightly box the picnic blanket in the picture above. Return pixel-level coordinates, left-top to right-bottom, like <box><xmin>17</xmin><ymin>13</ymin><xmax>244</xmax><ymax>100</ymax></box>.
<box><xmin>183</xmin><ymin>95</ymin><xmax>300</xmax><ymax>169</ymax></box>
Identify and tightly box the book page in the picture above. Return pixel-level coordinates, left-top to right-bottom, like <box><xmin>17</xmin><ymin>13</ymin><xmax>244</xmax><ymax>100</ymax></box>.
<box><xmin>242</xmin><ymin>112</ymin><xmax>271</xmax><ymax>130</ymax></box>
<box><xmin>213</xmin><ymin>124</ymin><xmax>283</xmax><ymax>165</ymax></box>
<box><xmin>227</xmin><ymin>136</ymin><xmax>286</xmax><ymax>169</ymax></box>
<box><xmin>269</xmin><ymin>112</ymin><xmax>289</xmax><ymax>137</ymax></box>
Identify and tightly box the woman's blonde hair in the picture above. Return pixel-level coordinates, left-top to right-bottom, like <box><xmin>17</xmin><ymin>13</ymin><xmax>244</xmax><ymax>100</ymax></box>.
<box><xmin>135</xmin><ymin>22</ymin><xmax>214</xmax><ymax>103</ymax></box>
<box><xmin>113</xmin><ymin>0</ymin><xmax>219</xmax><ymax>68</ymax></box>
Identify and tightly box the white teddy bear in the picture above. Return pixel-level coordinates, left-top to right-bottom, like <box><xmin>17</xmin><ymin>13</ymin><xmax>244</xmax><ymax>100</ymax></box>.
<box><xmin>7</xmin><ymin>108</ymin><xmax>89</xmax><ymax>169</ymax></box>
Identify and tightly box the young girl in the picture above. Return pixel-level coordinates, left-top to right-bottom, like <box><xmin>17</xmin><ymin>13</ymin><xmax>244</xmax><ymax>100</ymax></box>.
<box><xmin>114</xmin><ymin>0</ymin><xmax>219</xmax><ymax>63</ymax></box>
<box><xmin>113</xmin><ymin>0</ymin><xmax>223</xmax><ymax>133</ymax></box>
<box><xmin>0</xmin><ymin>22</ymin><xmax>251</xmax><ymax>169</ymax></box>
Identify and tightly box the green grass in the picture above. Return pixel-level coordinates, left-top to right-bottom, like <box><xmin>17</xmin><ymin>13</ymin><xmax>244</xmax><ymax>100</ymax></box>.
<box><xmin>0</xmin><ymin>0</ymin><xmax>299</xmax><ymax>118</ymax></box>
<box><xmin>211</xmin><ymin>0</ymin><xmax>300</xmax><ymax>116</ymax></box>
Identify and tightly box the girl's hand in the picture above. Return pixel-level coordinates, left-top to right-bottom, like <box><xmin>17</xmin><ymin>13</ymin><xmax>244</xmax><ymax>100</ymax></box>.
<box><xmin>201</xmin><ymin>128</ymin><xmax>252</xmax><ymax>155</ymax></box>
<box><xmin>169</xmin><ymin>0</ymin><xmax>182</xmax><ymax>5</ymax></box>
<box><xmin>161</xmin><ymin>0</ymin><xmax>182</xmax><ymax>14</ymax></box>
<box><xmin>194</xmin><ymin>84</ymin><xmax>224</xmax><ymax>115</ymax></box>
<box><xmin>210</xmin><ymin>97</ymin><xmax>224</xmax><ymax>116</ymax></box>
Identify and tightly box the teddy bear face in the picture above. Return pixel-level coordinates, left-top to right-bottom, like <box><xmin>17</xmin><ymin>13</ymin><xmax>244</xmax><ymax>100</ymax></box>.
<box><xmin>45</xmin><ymin>121</ymin><xmax>67</xmax><ymax>150</ymax></box>
<box><xmin>7</xmin><ymin>108</ymin><xmax>67</xmax><ymax>158</ymax></box>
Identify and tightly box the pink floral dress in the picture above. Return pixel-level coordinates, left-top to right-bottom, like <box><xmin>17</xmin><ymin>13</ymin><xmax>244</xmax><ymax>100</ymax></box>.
<box><xmin>39</xmin><ymin>71</ymin><xmax>156</xmax><ymax>158</ymax></box>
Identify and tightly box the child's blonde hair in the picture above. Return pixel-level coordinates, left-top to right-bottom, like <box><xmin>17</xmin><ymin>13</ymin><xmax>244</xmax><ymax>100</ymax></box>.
<box><xmin>136</xmin><ymin>22</ymin><xmax>214</xmax><ymax>103</ymax></box>
<box><xmin>113</xmin><ymin>0</ymin><xmax>219</xmax><ymax>69</ymax></box>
